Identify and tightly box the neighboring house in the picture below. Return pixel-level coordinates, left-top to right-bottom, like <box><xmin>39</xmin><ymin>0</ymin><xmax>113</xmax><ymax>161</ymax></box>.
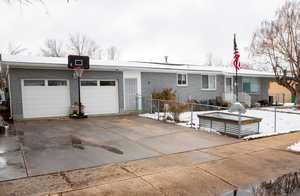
<box><xmin>0</xmin><ymin>55</ymin><xmax>274</xmax><ymax>120</ymax></box>
<box><xmin>269</xmin><ymin>80</ymin><xmax>293</xmax><ymax>103</ymax></box>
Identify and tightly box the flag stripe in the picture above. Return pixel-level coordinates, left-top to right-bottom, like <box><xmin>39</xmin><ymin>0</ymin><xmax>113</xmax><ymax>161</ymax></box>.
<box><xmin>233</xmin><ymin>34</ymin><xmax>241</xmax><ymax>70</ymax></box>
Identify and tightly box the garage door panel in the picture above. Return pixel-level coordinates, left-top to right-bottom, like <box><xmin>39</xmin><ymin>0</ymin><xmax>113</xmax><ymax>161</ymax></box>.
<box><xmin>23</xmin><ymin>94</ymin><xmax>70</xmax><ymax>101</ymax></box>
<box><xmin>22</xmin><ymin>80</ymin><xmax>70</xmax><ymax>118</ymax></box>
<box><xmin>81</xmin><ymin>80</ymin><xmax>118</xmax><ymax>115</ymax></box>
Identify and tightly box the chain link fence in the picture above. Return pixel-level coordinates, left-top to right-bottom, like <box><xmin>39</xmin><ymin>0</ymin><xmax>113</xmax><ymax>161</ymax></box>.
<box><xmin>251</xmin><ymin>103</ymin><xmax>300</xmax><ymax>134</ymax></box>
<box><xmin>136</xmin><ymin>95</ymin><xmax>300</xmax><ymax>139</ymax></box>
<box><xmin>136</xmin><ymin>95</ymin><xmax>228</xmax><ymax>128</ymax></box>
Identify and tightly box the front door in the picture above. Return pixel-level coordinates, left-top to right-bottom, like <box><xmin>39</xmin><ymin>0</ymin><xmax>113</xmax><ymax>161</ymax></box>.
<box><xmin>125</xmin><ymin>78</ymin><xmax>137</xmax><ymax>111</ymax></box>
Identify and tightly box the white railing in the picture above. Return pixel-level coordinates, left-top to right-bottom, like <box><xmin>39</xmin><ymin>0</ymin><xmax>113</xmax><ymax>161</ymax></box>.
<box><xmin>223</xmin><ymin>92</ymin><xmax>251</xmax><ymax>107</ymax></box>
<box><xmin>223</xmin><ymin>93</ymin><xmax>234</xmax><ymax>103</ymax></box>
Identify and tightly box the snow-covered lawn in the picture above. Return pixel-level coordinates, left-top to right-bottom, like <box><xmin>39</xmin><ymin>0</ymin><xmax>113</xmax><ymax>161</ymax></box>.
<box><xmin>140</xmin><ymin>109</ymin><xmax>300</xmax><ymax>139</ymax></box>
<box><xmin>288</xmin><ymin>142</ymin><xmax>300</xmax><ymax>152</ymax></box>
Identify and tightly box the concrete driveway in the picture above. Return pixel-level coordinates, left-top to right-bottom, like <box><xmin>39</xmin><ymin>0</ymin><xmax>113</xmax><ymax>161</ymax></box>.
<box><xmin>0</xmin><ymin>115</ymin><xmax>237</xmax><ymax>181</ymax></box>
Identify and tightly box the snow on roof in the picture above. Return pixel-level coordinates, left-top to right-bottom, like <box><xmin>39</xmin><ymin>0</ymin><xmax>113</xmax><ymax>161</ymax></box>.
<box><xmin>1</xmin><ymin>54</ymin><xmax>274</xmax><ymax>77</ymax></box>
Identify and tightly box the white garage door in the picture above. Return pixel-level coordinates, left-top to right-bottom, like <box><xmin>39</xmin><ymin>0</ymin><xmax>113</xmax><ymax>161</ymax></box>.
<box><xmin>80</xmin><ymin>80</ymin><xmax>119</xmax><ymax>115</ymax></box>
<box><xmin>22</xmin><ymin>79</ymin><xmax>70</xmax><ymax>118</ymax></box>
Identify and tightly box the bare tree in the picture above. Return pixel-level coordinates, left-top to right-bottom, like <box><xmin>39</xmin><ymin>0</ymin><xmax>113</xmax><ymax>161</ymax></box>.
<box><xmin>3</xmin><ymin>0</ymin><xmax>37</xmax><ymax>4</ymax></box>
<box><xmin>3</xmin><ymin>42</ymin><xmax>27</xmax><ymax>55</ymax></box>
<box><xmin>250</xmin><ymin>0</ymin><xmax>300</xmax><ymax>104</ymax></box>
<box><xmin>107</xmin><ymin>46</ymin><xmax>119</xmax><ymax>60</ymax></box>
<box><xmin>40</xmin><ymin>39</ymin><xmax>65</xmax><ymax>57</ymax></box>
<box><xmin>67</xmin><ymin>33</ymin><xmax>99</xmax><ymax>58</ymax></box>
<box><xmin>3</xmin><ymin>0</ymin><xmax>69</xmax><ymax>4</ymax></box>
<box><xmin>97</xmin><ymin>48</ymin><xmax>104</xmax><ymax>60</ymax></box>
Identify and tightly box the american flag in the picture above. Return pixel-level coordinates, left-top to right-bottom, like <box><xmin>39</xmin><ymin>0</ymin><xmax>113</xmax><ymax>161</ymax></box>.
<box><xmin>233</xmin><ymin>34</ymin><xmax>241</xmax><ymax>70</ymax></box>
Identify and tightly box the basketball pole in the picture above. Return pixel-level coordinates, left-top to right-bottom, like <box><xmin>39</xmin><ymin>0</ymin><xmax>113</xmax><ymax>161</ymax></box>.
<box><xmin>68</xmin><ymin>55</ymin><xmax>89</xmax><ymax>119</ymax></box>
<box><xmin>77</xmin><ymin>73</ymin><xmax>82</xmax><ymax>115</ymax></box>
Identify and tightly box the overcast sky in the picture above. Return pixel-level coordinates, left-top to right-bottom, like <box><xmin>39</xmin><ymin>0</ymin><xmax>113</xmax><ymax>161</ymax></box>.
<box><xmin>0</xmin><ymin>0</ymin><xmax>284</xmax><ymax>64</ymax></box>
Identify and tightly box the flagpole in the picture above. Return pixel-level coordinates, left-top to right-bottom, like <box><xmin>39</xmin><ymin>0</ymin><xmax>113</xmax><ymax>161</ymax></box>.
<box><xmin>234</xmin><ymin>33</ymin><xmax>239</xmax><ymax>102</ymax></box>
<box><xmin>235</xmin><ymin>65</ymin><xmax>238</xmax><ymax>102</ymax></box>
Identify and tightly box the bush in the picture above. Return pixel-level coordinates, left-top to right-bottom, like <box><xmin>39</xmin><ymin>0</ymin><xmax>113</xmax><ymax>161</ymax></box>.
<box><xmin>152</xmin><ymin>88</ymin><xmax>176</xmax><ymax>101</ymax></box>
<box><xmin>152</xmin><ymin>88</ymin><xmax>188</xmax><ymax>122</ymax></box>
<box><xmin>167</xmin><ymin>102</ymin><xmax>189</xmax><ymax>122</ymax></box>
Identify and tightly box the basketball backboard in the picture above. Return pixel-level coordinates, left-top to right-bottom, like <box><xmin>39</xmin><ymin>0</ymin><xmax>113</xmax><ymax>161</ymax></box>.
<box><xmin>68</xmin><ymin>55</ymin><xmax>90</xmax><ymax>69</ymax></box>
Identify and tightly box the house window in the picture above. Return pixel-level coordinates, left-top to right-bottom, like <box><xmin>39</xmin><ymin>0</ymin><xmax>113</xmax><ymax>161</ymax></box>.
<box><xmin>201</xmin><ymin>75</ymin><xmax>216</xmax><ymax>90</ymax></box>
<box><xmin>177</xmin><ymin>74</ymin><xmax>188</xmax><ymax>86</ymax></box>
<box><xmin>81</xmin><ymin>80</ymin><xmax>98</xmax><ymax>86</ymax></box>
<box><xmin>100</xmin><ymin>81</ymin><xmax>116</xmax><ymax>86</ymax></box>
<box><xmin>24</xmin><ymin>80</ymin><xmax>45</xmax><ymax>86</ymax></box>
<box><xmin>48</xmin><ymin>80</ymin><xmax>67</xmax><ymax>86</ymax></box>
<box><xmin>242</xmin><ymin>77</ymin><xmax>260</xmax><ymax>94</ymax></box>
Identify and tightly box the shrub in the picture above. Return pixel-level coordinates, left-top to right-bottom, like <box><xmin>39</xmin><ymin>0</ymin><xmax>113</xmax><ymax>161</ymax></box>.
<box><xmin>152</xmin><ymin>88</ymin><xmax>188</xmax><ymax>122</ymax></box>
<box><xmin>152</xmin><ymin>88</ymin><xmax>176</xmax><ymax>101</ymax></box>
<box><xmin>186</xmin><ymin>99</ymin><xmax>203</xmax><ymax>111</ymax></box>
<box><xmin>167</xmin><ymin>102</ymin><xmax>189</xmax><ymax>122</ymax></box>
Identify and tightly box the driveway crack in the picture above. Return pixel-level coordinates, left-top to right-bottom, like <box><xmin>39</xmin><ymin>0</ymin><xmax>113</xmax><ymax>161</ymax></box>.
<box><xmin>119</xmin><ymin>165</ymin><xmax>163</xmax><ymax>194</ymax></box>
<box><xmin>15</xmin><ymin>125</ymin><xmax>29</xmax><ymax>177</ymax></box>
<box><xmin>197</xmin><ymin>166</ymin><xmax>238</xmax><ymax>188</ymax></box>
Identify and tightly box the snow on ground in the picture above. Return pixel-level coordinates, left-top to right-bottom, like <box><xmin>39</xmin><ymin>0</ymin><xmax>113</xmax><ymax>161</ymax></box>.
<box><xmin>242</xmin><ymin>109</ymin><xmax>300</xmax><ymax>139</ymax></box>
<box><xmin>284</xmin><ymin>103</ymin><xmax>296</xmax><ymax>107</ymax></box>
<box><xmin>288</xmin><ymin>142</ymin><xmax>300</xmax><ymax>152</ymax></box>
<box><xmin>139</xmin><ymin>108</ymin><xmax>300</xmax><ymax>139</ymax></box>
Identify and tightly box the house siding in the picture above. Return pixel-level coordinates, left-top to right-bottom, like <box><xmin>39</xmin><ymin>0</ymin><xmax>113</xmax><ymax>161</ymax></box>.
<box><xmin>9</xmin><ymin>68</ymin><xmax>124</xmax><ymax>119</ymax></box>
<box><xmin>141</xmin><ymin>72</ymin><xmax>224</xmax><ymax>102</ymax></box>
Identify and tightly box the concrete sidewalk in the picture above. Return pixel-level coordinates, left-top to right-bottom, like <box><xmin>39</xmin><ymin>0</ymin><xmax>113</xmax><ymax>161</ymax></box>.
<box><xmin>1</xmin><ymin>132</ymin><xmax>300</xmax><ymax>196</ymax></box>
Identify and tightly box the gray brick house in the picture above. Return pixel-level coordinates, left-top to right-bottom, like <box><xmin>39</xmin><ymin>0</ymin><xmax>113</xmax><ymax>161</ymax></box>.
<box><xmin>0</xmin><ymin>55</ymin><xmax>274</xmax><ymax>120</ymax></box>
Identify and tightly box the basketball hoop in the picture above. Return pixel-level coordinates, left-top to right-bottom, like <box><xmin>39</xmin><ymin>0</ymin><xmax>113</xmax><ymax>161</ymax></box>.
<box><xmin>68</xmin><ymin>55</ymin><xmax>89</xmax><ymax>119</ymax></box>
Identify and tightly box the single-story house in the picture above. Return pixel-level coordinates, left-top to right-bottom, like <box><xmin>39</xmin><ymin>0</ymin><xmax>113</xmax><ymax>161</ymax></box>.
<box><xmin>0</xmin><ymin>54</ymin><xmax>274</xmax><ymax>120</ymax></box>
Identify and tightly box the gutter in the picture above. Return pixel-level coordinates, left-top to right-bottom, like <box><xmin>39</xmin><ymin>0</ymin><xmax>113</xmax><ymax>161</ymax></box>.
<box><xmin>3</xmin><ymin>61</ymin><xmax>224</xmax><ymax>74</ymax></box>
<box><xmin>2</xmin><ymin>60</ymin><xmax>275</xmax><ymax>77</ymax></box>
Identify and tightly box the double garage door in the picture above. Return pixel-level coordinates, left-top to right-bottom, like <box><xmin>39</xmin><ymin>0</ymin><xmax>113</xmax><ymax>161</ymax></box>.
<box><xmin>22</xmin><ymin>79</ymin><xmax>119</xmax><ymax>118</ymax></box>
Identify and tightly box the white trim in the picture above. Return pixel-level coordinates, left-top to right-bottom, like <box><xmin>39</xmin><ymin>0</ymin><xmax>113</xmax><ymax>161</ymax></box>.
<box><xmin>1</xmin><ymin>54</ymin><xmax>275</xmax><ymax>77</ymax></box>
<box><xmin>201</xmin><ymin>74</ymin><xmax>217</xmax><ymax>90</ymax></box>
<box><xmin>176</xmin><ymin>73</ymin><xmax>188</xmax><ymax>87</ymax></box>
<box><xmin>3</xmin><ymin>62</ymin><xmax>275</xmax><ymax>77</ymax></box>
